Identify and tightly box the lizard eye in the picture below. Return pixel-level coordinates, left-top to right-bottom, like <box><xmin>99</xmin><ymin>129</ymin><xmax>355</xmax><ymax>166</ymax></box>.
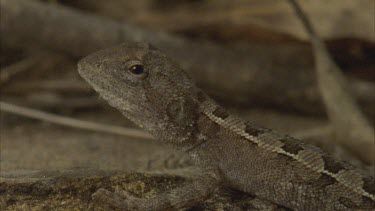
<box><xmin>129</xmin><ymin>64</ymin><xmax>144</xmax><ymax>75</ymax></box>
<box><xmin>124</xmin><ymin>61</ymin><xmax>147</xmax><ymax>79</ymax></box>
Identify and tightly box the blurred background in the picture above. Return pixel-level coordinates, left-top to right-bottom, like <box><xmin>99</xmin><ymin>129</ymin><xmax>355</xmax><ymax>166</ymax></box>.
<box><xmin>0</xmin><ymin>0</ymin><xmax>374</xmax><ymax>208</ymax></box>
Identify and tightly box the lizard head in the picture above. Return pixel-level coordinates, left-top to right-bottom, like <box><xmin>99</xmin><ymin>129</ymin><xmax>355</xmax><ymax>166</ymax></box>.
<box><xmin>78</xmin><ymin>42</ymin><xmax>205</xmax><ymax>148</ymax></box>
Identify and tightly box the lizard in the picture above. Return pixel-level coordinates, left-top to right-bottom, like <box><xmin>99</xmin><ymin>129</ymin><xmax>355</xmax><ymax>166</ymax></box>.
<box><xmin>78</xmin><ymin>42</ymin><xmax>375</xmax><ymax>210</ymax></box>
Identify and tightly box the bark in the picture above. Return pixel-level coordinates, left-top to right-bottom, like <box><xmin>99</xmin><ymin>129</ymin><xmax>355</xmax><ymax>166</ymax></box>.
<box><xmin>0</xmin><ymin>169</ymin><xmax>266</xmax><ymax>210</ymax></box>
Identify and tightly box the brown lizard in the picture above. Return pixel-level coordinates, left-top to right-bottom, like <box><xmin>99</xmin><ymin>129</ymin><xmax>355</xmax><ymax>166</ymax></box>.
<box><xmin>78</xmin><ymin>42</ymin><xmax>375</xmax><ymax>210</ymax></box>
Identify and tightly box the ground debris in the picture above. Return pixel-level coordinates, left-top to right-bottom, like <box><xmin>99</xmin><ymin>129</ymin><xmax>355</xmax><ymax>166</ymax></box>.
<box><xmin>0</xmin><ymin>169</ymin><xmax>276</xmax><ymax>210</ymax></box>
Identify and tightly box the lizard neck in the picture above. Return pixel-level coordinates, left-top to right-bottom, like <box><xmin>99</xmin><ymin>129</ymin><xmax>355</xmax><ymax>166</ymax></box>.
<box><xmin>176</xmin><ymin>96</ymin><xmax>226</xmax><ymax>154</ymax></box>
<box><xmin>142</xmin><ymin>89</ymin><xmax>209</xmax><ymax>152</ymax></box>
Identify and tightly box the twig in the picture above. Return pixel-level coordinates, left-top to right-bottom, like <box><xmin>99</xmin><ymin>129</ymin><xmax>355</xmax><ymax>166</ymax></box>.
<box><xmin>0</xmin><ymin>101</ymin><xmax>153</xmax><ymax>140</ymax></box>
<box><xmin>287</xmin><ymin>0</ymin><xmax>375</xmax><ymax>164</ymax></box>
<box><xmin>3</xmin><ymin>79</ymin><xmax>92</xmax><ymax>94</ymax></box>
<box><xmin>0</xmin><ymin>56</ymin><xmax>40</xmax><ymax>85</ymax></box>
<box><xmin>3</xmin><ymin>95</ymin><xmax>101</xmax><ymax>109</ymax></box>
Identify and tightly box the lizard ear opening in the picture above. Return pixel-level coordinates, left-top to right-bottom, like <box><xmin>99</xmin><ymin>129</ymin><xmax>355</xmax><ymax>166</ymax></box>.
<box><xmin>148</xmin><ymin>44</ymin><xmax>158</xmax><ymax>51</ymax></box>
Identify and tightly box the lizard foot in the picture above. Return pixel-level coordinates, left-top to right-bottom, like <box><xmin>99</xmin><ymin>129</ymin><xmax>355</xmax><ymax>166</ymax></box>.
<box><xmin>89</xmin><ymin>173</ymin><xmax>220</xmax><ymax>210</ymax></box>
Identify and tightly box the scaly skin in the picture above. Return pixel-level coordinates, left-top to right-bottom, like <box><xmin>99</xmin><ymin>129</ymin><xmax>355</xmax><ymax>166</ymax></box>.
<box><xmin>78</xmin><ymin>42</ymin><xmax>375</xmax><ymax>210</ymax></box>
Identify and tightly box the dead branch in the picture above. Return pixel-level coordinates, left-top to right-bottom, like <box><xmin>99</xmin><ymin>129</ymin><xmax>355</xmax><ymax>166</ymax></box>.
<box><xmin>0</xmin><ymin>169</ymin><xmax>185</xmax><ymax>210</ymax></box>
<box><xmin>1</xmin><ymin>99</ymin><xmax>348</xmax><ymax>155</ymax></box>
<box><xmin>0</xmin><ymin>101</ymin><xmax>153</xmax><ymax>140</ymax></box>
<box><xmin>288</xmin><ymin>0</ymin><xmax>375</xmax><ymax>164</ymax></box>
<box><xmin>0</xmin><ymin>99</ymin><xmax>338</xmax><ymax>146</ymax></box>
<box><xmin>0</xmin><ymin>56</ymin><xmax>41</xmax><ymax>85</ymax></box>
<box><xmin>2</xmin><ymin>79</ymin><xmax>92</xmax><ymax>95</ymax></box>
<box><xmin>2</xmin><ymin>95</ymin><xmax>101</xmax><ymax>110</ymax></box>
<box><xmin>0</xmin><ymin>169</ymin><xmax>261</xmax><ymax>210</ymax></box>
<box><xmin>1</xmin><ymin>0</ymin><xmax>374</xmax><ymax>117</ymax></box>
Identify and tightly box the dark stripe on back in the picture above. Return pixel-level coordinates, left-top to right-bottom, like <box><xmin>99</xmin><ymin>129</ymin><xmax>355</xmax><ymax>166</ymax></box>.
<box><xmin>197</xmin><ymin>91</ymin><xmax>207</xmax><ymax>103</ymax></box>
<box><xmin>245</xmin><ymin>123</ymin><xmax>269</xmax><ymax>137</ymax></box>
<box><xmin>277</xmin><ymin>153</ymin><xmax>295</xmax><ymax>162</ymax></box>
<box><xmin>363</xmin><ymin>176</ymin><xmax>375</xmax><ymax>195</ymax></box>
<box><xmin>322</xmin><ymin>156</ymin><xmax>346</xmax><ymax>174</ymax></box>
<box><xmin>315</xmin><ymin>174</ymin><xmax>336</xmax><ymax>187</ymax></box>
<box><xmin>280</xmin><ymin>136</ymin><xmax>304</xmax><ymax>155</ymax></box>
<box><xmin>212</xmin><ymin>106</ymin><xmax>229</xmax><ymax>119</ymax></box>
<box><xmin>338</xmin><ymin>197</ymin><xmax>359</xmax><ymax>208</ymax></box>
<box><xmin>361</xmin><ymin>195</ymin><xmax>375</xmax><ymax>207</ymax></box>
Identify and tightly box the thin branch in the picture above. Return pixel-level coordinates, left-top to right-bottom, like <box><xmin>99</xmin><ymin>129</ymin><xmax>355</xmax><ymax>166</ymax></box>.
<box><xmin>286</xmin><ymin>0</ymin><xmax>316</xmax><ymax>40</ymax></box>
<box><xmin>0</xmin><ymin>101</ymin><xmax>153</xmax><ymax>140</ymax></box>
<box><xmin>287</xmin><ymin>0</ymin><xmax>375</xmax><ymax>164</ymax></box>
<box><xmin>3</xmin><ymin>79</ymin><xmax>92</xmax><ymax>94</ymax></box>
<box><xmin>0</xmin><ymin>56</ymin><xmax>40</xmax><ymax>85</ymax></box>
<box><xmin>3</xmin><ymin>96</ymin><xmax>101</xmax><ymax>109</ymax></box>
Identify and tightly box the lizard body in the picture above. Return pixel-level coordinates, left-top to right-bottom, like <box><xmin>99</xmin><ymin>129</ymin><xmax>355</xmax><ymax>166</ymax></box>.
<box><xmin>78</xmin><ymin>42</ymin><xmax>375</xmax><ymax>210</ymax></box>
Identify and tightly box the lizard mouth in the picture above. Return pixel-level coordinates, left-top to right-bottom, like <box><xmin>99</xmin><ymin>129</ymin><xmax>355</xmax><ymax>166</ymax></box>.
<box><xmin>77</xmin><ymin>60</ymin><xmax>112</xmax><ymax>92</ymax></box>
<box><xmin>77</xmin><ymin>60</ymin><xmax>93</xmax><ymax>82</ymax></box>
<box><xmin>77</xmin><ymin>61</ymin><xmax>128</xmax><ymax>109</ymax></box>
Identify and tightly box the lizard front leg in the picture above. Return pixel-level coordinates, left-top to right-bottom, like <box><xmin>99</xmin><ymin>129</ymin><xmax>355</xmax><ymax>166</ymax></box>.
<box><xmin>90</xmin><ymin>172</ymin><xmax>221</xmax><ymax>210</ymax></box>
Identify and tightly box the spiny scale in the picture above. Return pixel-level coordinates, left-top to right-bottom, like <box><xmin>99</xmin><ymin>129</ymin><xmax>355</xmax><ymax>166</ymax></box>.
<box><xmin>199</xmin><ymin>99</ymin><xmax>375</xmax><ymax>201</ymax></box>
